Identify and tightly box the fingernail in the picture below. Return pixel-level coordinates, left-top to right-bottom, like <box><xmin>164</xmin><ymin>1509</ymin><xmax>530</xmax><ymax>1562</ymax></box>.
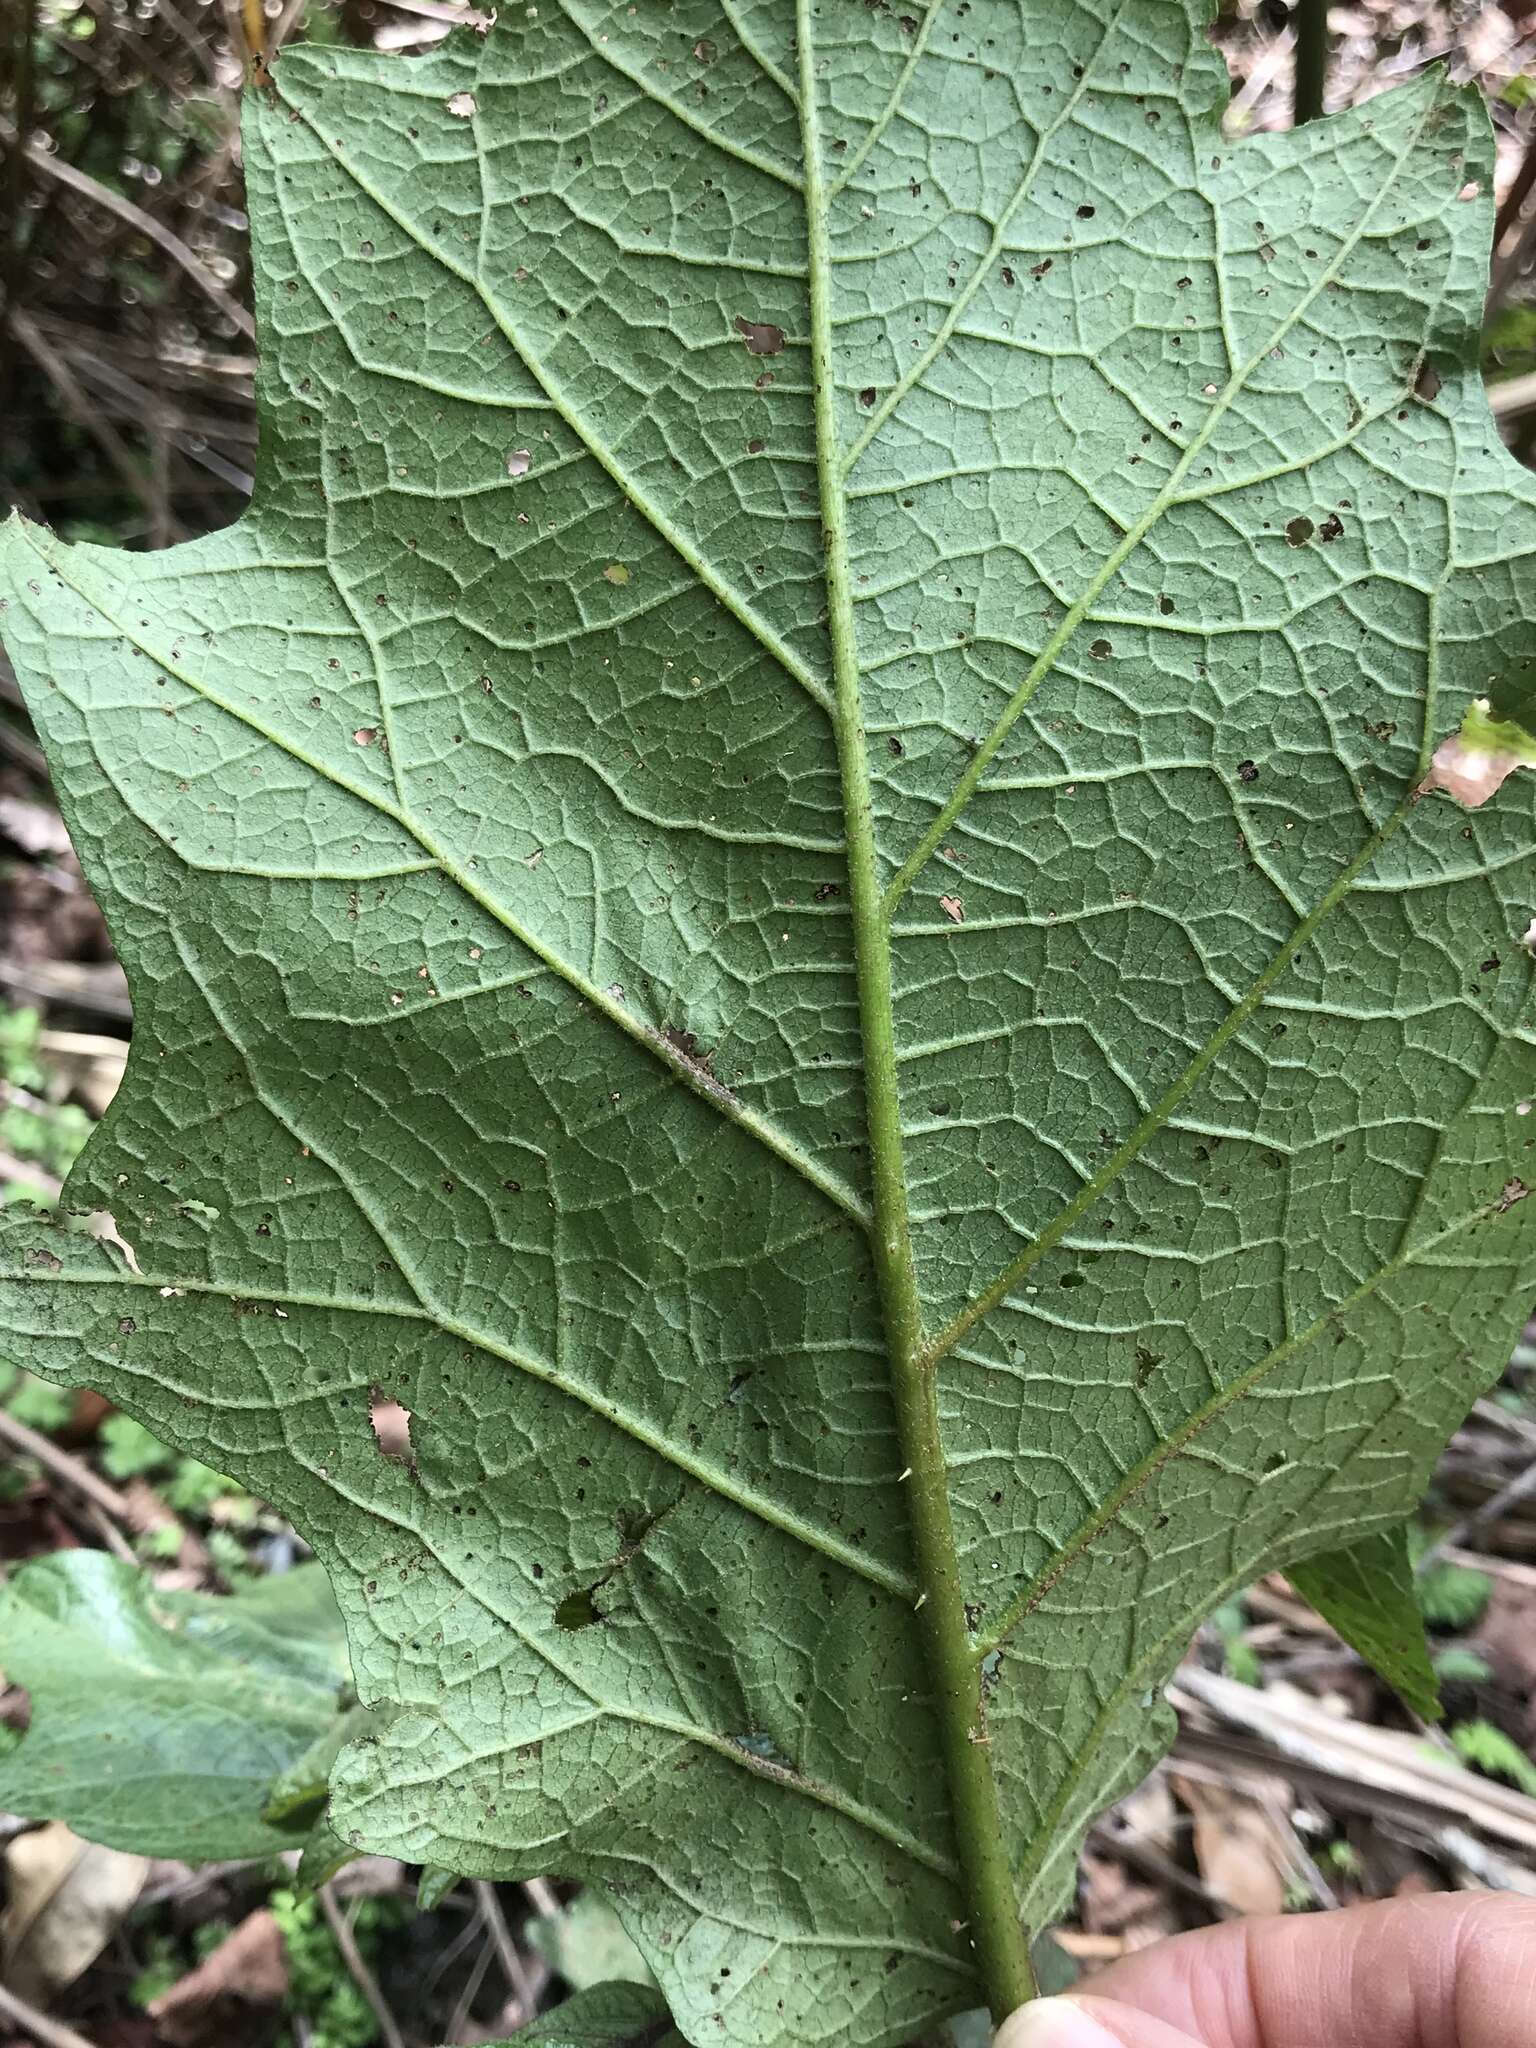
<box><xmin>995</xmin><ymin>1997</ymin><xmax>1119</xmax><ymax>2048</ymax></box>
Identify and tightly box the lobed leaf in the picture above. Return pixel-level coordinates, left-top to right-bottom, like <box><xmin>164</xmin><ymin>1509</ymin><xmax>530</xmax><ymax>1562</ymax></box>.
<box><xmin>3</xmin><ymin>3</ymin><xmax>1536</xmax><ymax>2043</ymax></box>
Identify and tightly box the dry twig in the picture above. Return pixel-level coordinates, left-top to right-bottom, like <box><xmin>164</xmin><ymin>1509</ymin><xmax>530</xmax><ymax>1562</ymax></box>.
<box><xmin>471</xmin><ymin>1877</ymin><xmax>540</xmax><ymax>2027</ymax></box>
<box><xmin>318</xmin><ymin>1885</ymin><xmax>406</xmax><ymax>2048</ymax></box>
<box><xmin>0</xmin><ymin>116</ymin><xmax>254</xmax><ymax>338</ymax></box>
<box><xmin>0</xmin><ymin>1406</ymin><xmax>134</xmax><ymax>1523</ymax></box>
<box><xmin>0</xmin><ymin>1981</ymin><xmax>99</xmax><ymax>2048</ymax></box>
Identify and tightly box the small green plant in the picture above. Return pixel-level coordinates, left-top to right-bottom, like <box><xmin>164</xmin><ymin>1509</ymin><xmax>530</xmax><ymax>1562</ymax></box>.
<box><xmin>1449</xmin><ymin>1718</ymin><xmax>1536</xmax><ymax>1798</ymax></box>
<box><xmin>1433</xmin><ymin>1646</ymin><xmax>1496</xmax><ymax>1685</ymax></box>
<box><xmin>0</xmin><ymin>1008</ymin><xmax>91</xmax><ymax>1191</ymax></box>
<box><xmin>97</xmin><ymin>1410</ymin><xmax>248</xmax><ymax>1521</ymax></box>
<box><xmin>272</xmin><ymin>1887</ymin><xmax>406</xmax><ymax>2048</ymax></box>
<box><xmin>1418</xmin><ymin>1559</ymin><xmax>1494</xmax><ymax>1632</ymax></box>
<box><xmin>1208</xmin><ymin>1597</ymin><xmax>1262</xmax><ymax>1688</ymax></box>
<box><xmin>0</xmin><ymin>1361</ymin><xmax>72</xmax><ymax>1434</ymax></box>
<box><xmin>1318</xmin><ymin>1840</ymin><xmax>1364</xmax><ymax>1881</ymax></box>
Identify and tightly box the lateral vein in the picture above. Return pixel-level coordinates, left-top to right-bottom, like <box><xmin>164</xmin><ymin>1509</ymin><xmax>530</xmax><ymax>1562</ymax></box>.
<box><xmin>11</xmin><ymin>526</ymin><xmax>869</xmax><ymax>1230</ymax></box>
<box><xmin>974</xmin><ymin>1203</ymin><xmax>1499</xmax><ymax>1666</ymax></box>
<box><xmin>274</xmin><ymin>82</ymin><xmax>831</xmax><ymax>719</ymax></box>
<box><xmin>879</xmin><ymin>97</ymin><xmax>1437</xmax><ymax>915</ymax></box>
<box><xmin>921</xmin><ymin>796</ymin><xmax>1417</xmax><ymax>1367</ymax></box>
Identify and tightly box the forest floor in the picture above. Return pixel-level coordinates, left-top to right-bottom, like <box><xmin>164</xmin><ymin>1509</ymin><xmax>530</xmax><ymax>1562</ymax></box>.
<box><xmin>3</xmin><ymin>2</ymin><xmax>1536</xmax><ymax>2044</ymax></box>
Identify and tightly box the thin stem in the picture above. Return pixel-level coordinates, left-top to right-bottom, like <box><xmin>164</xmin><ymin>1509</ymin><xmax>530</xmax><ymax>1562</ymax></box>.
<box><xmin>1292</xmin><ymin>0</ymin><xmax>1328</xmax><ymax>126</ymax></box>
<box><xmin>796</xmin><ymin>1</ymin><xmax>1035</xmax><ymax>2022</ymax></box>
<box><xmin>318</xmin><ymin>1887</ymin><xmax>405</xmax><ymax>2048</ymax></box>
<box><xmin>0</xmin><ymin>1980</ymin><xmax>98</xmax><ymax>2048</ymax></box>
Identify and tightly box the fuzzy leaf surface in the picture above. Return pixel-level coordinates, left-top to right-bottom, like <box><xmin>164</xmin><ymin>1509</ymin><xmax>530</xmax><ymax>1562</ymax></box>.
<box><xmin>3</xmin><ymin>3</ymin><xmax>1536</xmax><ymax>2043</ymax></box>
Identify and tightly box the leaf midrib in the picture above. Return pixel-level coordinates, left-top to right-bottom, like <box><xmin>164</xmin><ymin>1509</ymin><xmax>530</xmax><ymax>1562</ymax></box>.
<box><xmin>799</xmin><ymin>1</ymin><xmax>1035</xmax><ymax>2016</ymax></box>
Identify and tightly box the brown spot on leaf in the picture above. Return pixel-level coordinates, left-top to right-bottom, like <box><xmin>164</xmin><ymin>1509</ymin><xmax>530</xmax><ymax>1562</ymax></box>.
<box><xmin>939</xmin><ymin>894</ymin><xmax>964</xmax><ymax>924</ymax></box>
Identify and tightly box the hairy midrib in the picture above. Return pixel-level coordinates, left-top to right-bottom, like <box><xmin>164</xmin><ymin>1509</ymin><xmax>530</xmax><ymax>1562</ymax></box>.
<box><xmin>799</xmin><ymin>3</ymin><xmax>1037</xmax><ymax>2019</ymax></box>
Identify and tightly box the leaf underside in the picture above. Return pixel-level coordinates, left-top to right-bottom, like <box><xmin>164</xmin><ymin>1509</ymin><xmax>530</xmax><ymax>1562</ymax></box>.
<box><xmin>3</xmin><ymin>3</ymin><xmax>1536</xmax><ymax>2043</ymax></box>
<box><xmin>1286</xmin><ymin>1525</ymin><xmax>1441</xmax><ymax>1722</ymax></box>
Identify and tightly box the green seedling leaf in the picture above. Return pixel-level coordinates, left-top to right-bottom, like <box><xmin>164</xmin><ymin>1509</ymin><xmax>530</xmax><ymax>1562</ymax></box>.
<box><xmin>98</xmin><ymin>1413</ymin><xmax>174</xmax><ymax>1481</ymax></box>
<box><xmin>1418</xmin><ymin>1557</ymin><xmax>1495</xmax><ymax>1630</ymax></box>
<box><xmin>484</xmin><ymin>1984</ymin><xmax>683</xmax><ymax>2047</ymax></box>
<box><xmin>3</xmin><ymin>3</ymin><xmax>1536</xmax><ymax>2041</ymax></box>
<box><xmin>1433</xmin><ymin>1645</ymin><xmax>1494</xmax><ymax>1684</ymax></box>
<box><xmin>0</xmin><ymin>1552</ymin><xmax>352</xmax><ymax>1861</ymax></box>
<box><xmin>1449</xmin><ymin>1717</ymin><xmax>1536</xmax><ymax>1797</ymax></box>
<box><xmin>527</xmin><ymin>1890</ymin><xmax>655</xmax><ymax>1994</ymax></box>
<box><xmin>263</xmin><ymin>1701</ymin><xmax>376</xmax><ymax>1824</ymax></box>
<box><xmin>1288</xmin><ymin>1527</ymin><xmax>1441</xmax><ymax>1720</ymax></box>
<box><xmin>417</xmin><ymin>1864</ymin><xmax>459</xmax><ymax>1912</ymax></box>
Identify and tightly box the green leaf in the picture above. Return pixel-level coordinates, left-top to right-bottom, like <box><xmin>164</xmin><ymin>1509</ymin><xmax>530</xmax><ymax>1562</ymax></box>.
<box><xmin>6</xmin><ymin>1370</ymin><xmax>71</xmax><ymax>1433</ymax></box>
<box><xmin>0</xmin><ymin>1552</ymin><xmax>352</xmax><ymax>1860</ymax></box>
<box><xmin>98</xmin><ymin>1413</ymin><xmax>174</xmax><ymax>1481</ymax></box>
<box><xmin>3</xmin><ymin>3</ymin><xmax>1536</xmax><ymax>2042</ymax></box>
<box><xmin>483</xmin><ymin>1984</ymin><xmax>683</xmax><ymax>2047</ymax></box>
<box><xmin>264</xmin><ymin>1700</ymin><xmax>376</xmax><ymax>1824</ymax></box>
<box><xmin>417</xmin><ymin>1864</ymin><xmax>460</xmax><ymax>1912</ymax></box>
<box><xmin>1449</xmin><ymin>1717</ymin><xmax>1536</xmax><ymax>1797</ymax></box>
<box><xmin>1288</xmin><ymin>1527</ymin><xmax>1441</xmax><ymax>1720</ymax></box>
<box><xmin>294</xmin><ymin>1807</ymin><xmax>364</xmax><ymax>1891</ymax></box>
<box><xmin>1433</xmin><ymin>1645</ymin><xmax>1494</xmax><ymax>1684</ymax></box>
<box><xmin>1417</xmin><ymin>1555</ymin><xmax>1495</xmax><ymax>1630</ymax></box>
<box><xmin>527</xmin><ymin>1890</ymin><xmax>655</xmax><ymax>1994</ymax></box>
